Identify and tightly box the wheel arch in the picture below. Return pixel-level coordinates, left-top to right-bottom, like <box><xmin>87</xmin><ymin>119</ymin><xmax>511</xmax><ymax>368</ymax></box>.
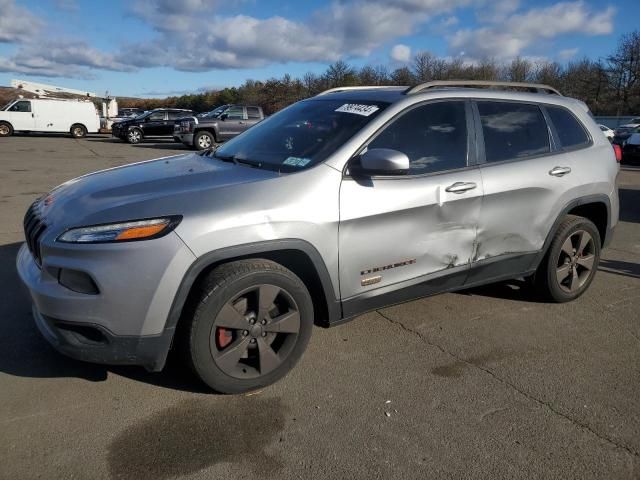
<box><xmin>165</xmin><ymin>240</ymin><xmax>341</xmax><ymax>357</ymax></box>
<box><xmin>194</xmin><ymin>127</ymin><xmax>218</xmax><ymax>143</ymax></box>
<box><xmin>534</xmin><ymin>194</ymin><xmax>611</xmax><ymax>269</ymax></box>
<box><xmin>70</xmin><ymin>123</ymin><xmax>87</xmax><ymax>135</ymax></box>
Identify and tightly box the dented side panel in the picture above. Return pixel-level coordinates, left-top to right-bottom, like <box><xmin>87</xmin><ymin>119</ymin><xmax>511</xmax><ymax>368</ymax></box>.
<box><xmin>338</xmin><ymin>169</ymin><xmax>483</xmax><ymax>299</ymax></box>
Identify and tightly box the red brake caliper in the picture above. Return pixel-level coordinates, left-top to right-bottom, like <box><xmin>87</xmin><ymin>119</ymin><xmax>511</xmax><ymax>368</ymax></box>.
<box><xmin>217</xmin><ymin>328</ymin><xmax>233</xmax><ymax>348</ymax></box>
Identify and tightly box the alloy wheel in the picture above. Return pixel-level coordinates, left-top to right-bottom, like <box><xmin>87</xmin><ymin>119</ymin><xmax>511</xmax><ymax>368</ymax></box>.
<box><xmin>198</xmin><ymin>134</ymin><xmax>212</xmax><ymax>149</ymax></box>
<box><xmin>128</xmin><ymin>130</ymin><xmax>141</xmax><ymax>143</ymax></box>
<box><xmin>211</xmin><ymin>284</ymin><xmax>300</xmax><ymax>379</ymax></box>
<box><xmin>0</xmin><ymin>125</ymin><xmax>10</xmax><ymax>136</ymax></box>
<box><xmin>555</xmin><ymin>229</ymin><xmax>596</xmax><ymax>293</ymax></box>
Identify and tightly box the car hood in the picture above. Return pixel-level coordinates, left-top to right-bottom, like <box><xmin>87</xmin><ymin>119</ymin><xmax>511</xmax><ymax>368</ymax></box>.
<box><xmin>38</xmin><ymin>153</ymin><xmax>280</xmax><ymax>233</ymax></box>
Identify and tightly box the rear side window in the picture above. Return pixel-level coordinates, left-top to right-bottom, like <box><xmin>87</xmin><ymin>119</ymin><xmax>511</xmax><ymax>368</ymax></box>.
<box><xmin>546</xmin><ymin>106</ymin><xmax>590</xmax><ymax>149</ymax></box>
<box><xmin>167</xmin><ymin>111</ymin><xmax>188</xmax><ymax>120</ymax></box>
<box><xmin>368</xmin><ymin>101</ymin><xmax>468</xmax><ymax>174</ymax></box>
<box><xmin>478</xmin><ymin>102</ymin><xmax>550</xmax><ymax>163</ymax></box>
<box><xmin>247</xmin><ymin>107</ymin><xmax>261</xmax><ymax>119</ymax></box>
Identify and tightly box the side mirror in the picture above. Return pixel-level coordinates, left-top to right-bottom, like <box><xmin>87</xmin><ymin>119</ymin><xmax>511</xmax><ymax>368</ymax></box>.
<box><xmin>358</xmin><ymin>148</ymin><xmax>409</xmax><ymax>175</ymax></box>
<box><xmin>220</xmin><ymin>113</ymin><xmax>228</xmax><ymax>121</ymax></box>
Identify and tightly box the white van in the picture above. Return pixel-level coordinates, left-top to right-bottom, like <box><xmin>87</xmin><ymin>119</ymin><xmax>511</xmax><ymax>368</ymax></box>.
<box><xmin>0</xmin><ymin>98</ymin><xmax>100</xmax><ymax>138</ymax></box>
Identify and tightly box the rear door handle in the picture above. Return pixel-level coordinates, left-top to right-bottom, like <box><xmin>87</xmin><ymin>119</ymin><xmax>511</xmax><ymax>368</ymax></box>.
<box><xmin>549</xmin><ymin>166</ymin><xmax>571</xmax><ymax>177</ymax></box>
<box><xmin>445</xmin><ymin>182</ymin><xmax>477</xmax><ymax>194</ymax></box>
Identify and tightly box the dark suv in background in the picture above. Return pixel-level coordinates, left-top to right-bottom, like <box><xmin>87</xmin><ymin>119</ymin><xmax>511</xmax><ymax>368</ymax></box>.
<box><xmin>174</xmin><ymin>104</ymin><xmax>265</xmax><ymax>150</ymax></box>
<box><xmin>112</xmin><ymin>108</ymin><xmax>194</xmax><ymax>144</ymax></box>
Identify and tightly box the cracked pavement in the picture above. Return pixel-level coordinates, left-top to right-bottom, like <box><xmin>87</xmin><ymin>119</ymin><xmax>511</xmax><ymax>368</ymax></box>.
<box><xmin>1</xmin><ymin>136</ymin><xmax>639</xmax><ymax>479</ymax></box>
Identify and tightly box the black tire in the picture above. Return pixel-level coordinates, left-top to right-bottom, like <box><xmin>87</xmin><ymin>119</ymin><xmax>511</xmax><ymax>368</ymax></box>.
<box><xmin>535</xmin><ymin>215</ymin><xmax>601</xmax><ymax>303</ymax></box>
<box><xmin>181</xmin><ymin>259</ymin><xmax>313</xmax><ymax>394</ymax></box>
<box><xmin>0</xmin><ymin>121</ymin><xmax>13</xmax><ymax>137</ymax></box>
<box><xmin>70</xmin><ymin>124</ymin><xmax>87</xmax><ymax>138</ymax></box>
<box><xmin>194</xmin><ymin>130</ymin><xmax>215</xmax><ymax>150</ymax></box>
<box><xmin>127</xmin><ymin>127</ymin><xmax>143</xmax><ymax>144</ymax></box>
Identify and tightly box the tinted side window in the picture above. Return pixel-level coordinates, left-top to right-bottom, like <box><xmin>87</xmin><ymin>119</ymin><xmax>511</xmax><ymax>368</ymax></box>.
<box><xmin>167</xmin><ymin>111</ymin><xmax>188</xmax><ymax>120</ymax></box>
<box><xmin>9</xmin><ymin>101</ymin><xmax>31</xmax><ymax>112</ymax></box>
<box><xmin>368</xmin><ymin>101</ymin><xmax>468</xmax><ymax>174</ymax></box>
<box><xmin>148</xmin><ymin>112</ymin><xmax>165</xmax><ymax>121</ymax></box>
<box><xmin>546</xmin><ymin>106</ymin><xmax>589</xmax><ymax>148</ymax></box>
<box><xmin>247</xmin><ymin>107</ymin><xmax>261</xmax><ymax>119</ymax></box>
<box><xmin>226</xmin><ymin>106</ymin><xmax>245</xmax><ymax>119</ymax></box>
<box><xmin>478</xmin><ymin>102</ymin><xmax>550</xmax><ymax>163</ymax></box>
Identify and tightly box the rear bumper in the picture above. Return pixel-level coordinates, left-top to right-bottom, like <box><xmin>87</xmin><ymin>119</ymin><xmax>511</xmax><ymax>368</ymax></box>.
<box><xmin>32</xmin><ymin>305</ymin><xmax>173</xmax><ymax>371</ymax></box>
<box><xmin>177</xmin><ymin>133</ymin><xmax>194</xmax><ymax>146</ymax></box>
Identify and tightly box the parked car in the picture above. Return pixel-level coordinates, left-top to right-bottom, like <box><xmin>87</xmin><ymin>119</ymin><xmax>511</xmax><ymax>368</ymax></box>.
<box><xmin>598</xmin><ymin>124</ymin><xmax>615</xmax><ymax>141</ymax></box>
<box><xmin>111</xmin><ymin>108</ymin><xmax>194</xmax><ymax>144</ymax></box>
<box><xmin>613</xmin><ymin>125</ymin><xmax>640</xmax><ymax>146</ymax></box>
<box><xmin>622</xmin><ymin>132</ymin><xmax>640</xmax><ymax>160</ymax></box>
<box><xmin>17</xmin><ymin>81</ymin><xmax>619</xmax><ymax>394</ymax></box>
<box><xmin>174</xmin><ymin>104</ymin><xmax>265</xmax><ymax>150</ymax></box>
<box><xmin>0</xmin><ymin>98</ymin><xmax>99</xmax><ymax>138</ymax></box>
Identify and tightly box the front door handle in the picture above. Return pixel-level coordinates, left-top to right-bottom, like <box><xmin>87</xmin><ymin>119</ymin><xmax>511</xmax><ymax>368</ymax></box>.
<box><xmin>445</xmin><ymin>182</ymin><xmax>477</xmax><ymax>194</ymax></box>
<box><xmin>549</xmin><ymin>166</ymin><xmax>571</xmax><ymax>177</ymax></box>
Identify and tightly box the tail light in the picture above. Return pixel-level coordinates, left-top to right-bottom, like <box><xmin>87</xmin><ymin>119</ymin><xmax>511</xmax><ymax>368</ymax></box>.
<box><xmin>612</xmin><ymin>144</ymin><xmax>622</xmax><ymax>162</ymax></box>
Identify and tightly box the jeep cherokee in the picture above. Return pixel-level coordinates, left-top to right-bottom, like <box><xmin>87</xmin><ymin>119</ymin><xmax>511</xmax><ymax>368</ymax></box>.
<box><xmin>17</xmin><ymin>81</ymin><xmax>619</xmax><ymax>393</ymax></box>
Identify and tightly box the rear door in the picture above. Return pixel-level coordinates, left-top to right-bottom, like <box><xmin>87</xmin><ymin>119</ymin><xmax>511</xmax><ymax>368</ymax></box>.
<box><xmin>469</xmin><ymin>100</ymin><xmax>587</xmax><ymax>282</ymax></box>
<box><xmin>6</xmin><ymin>100</ymin><xmax>35</xmax><ymax>131</ymax></box>
<box><xmin>339</xmin><ymin>100</ymin><xmax>483</xmax><ymax>314</ymax></box>
<box><xmin>217</xmin><ymin>106</ymin><xmax>246</xmax><ymax>139</ymax></box>
<box><xmin>245</xmin><ymin>107</ymin><xmax>262</xmax><ymax>130</ymax></box>
<box><xmin>166</xmin><ymin>111</ymin><xmax>188</xmax><ymax>134</ymax></box>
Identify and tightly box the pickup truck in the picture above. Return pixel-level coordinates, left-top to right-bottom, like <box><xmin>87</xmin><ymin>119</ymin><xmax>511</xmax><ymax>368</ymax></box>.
<box><xmin>174</xmin><ymin>104</ymin><xmax>265</xmax><ymax>150</ymax></box>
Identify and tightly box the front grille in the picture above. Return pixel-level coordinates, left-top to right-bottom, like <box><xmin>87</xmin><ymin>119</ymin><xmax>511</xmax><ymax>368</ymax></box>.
<box><xmin>23</xmin><ymin>202</ymin><xmax>47</xmax><ymax>267</ymax></box>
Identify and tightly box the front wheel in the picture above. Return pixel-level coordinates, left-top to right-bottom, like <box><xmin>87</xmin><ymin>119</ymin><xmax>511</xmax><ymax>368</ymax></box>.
<box><xmin>535</xmin><ymin>215</ymin><xmax>601</xmax><ymax>303</ymax></box>
<box><xmin>181</xmin><ymin>259</ymin><xmax>314</xmax><ymax>394</ymax></box>
<box><xmin>0</xmin><ymin>122</ymin><xmax>13</xmax><ymax>137</ymax></box>
<box><xmin>194</xmin><ymin>130</ymin><xmax>215</xmax><ymax>150</ymax></box>
<box><xmin>127</xmin><ymin>127</ymin><xmax>143</xmax><ymax>144</ymax></box>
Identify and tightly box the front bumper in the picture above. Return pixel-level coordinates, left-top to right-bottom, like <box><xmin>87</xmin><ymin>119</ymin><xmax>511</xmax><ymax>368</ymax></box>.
<box><xmin>16</xmin><ymin>233</ymin><xmax>195</xmax><ymax>371</ymax></box>
<box><xmin>31</xmin><ymin>305</ymin><xmax>173</xmax><ymax>371</ymax></box>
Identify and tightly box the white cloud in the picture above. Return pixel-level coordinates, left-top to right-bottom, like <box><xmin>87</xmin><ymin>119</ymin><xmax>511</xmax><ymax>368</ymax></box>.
<box><xmin>449</xmin><ymin>1</ymin><xmax>615</xmax><ymax>61</ymax></box>
<box><xmin>391</xmin><ymin>44</ymin><xmax>412</xmax><ymax>63</ymax></box>
<box><xmin>0</xmin><ymin>0</ymin><xmax>44</xmax><ymax>43</ymax></box>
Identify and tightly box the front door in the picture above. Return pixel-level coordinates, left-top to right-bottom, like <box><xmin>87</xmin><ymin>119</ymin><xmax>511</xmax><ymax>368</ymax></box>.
<box><xmin>339</xmin><ymin>100</ymin><xmax>483</xmax><ymax>315</ymax></box>
<box><xmin>6</xmin><ymin>100</ymin><xmax>35</xmax><ymax>131</ymax></box>
<box><xmin>218</xmin><ymin>106</ymin><xmax>246</xmax><ymax>139</ymax></box>
<box><xmin>143</xmin><ymin>111</ymin><xmax>167</xmax><ymax>136</ymax></box>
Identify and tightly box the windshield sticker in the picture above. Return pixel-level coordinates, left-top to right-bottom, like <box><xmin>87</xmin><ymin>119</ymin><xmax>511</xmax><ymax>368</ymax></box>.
<box><xmin>283</xmin><ymin>157</ymin><xmax>311</xmax><ymax>167</ymax></box>
<box><xmin>335</xmin><ymin>104</ymin><xmax>380</xmax><ymax>117</ymax></box>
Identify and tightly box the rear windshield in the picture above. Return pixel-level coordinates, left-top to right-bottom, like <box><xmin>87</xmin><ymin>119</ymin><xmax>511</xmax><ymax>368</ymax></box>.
<box><xmin>213</xmin><ymin>98</ymin><xmax>389</xmax><ymax>172</ymax></box>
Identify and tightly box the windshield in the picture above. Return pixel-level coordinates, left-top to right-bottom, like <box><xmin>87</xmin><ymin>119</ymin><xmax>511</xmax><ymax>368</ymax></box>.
<box><xmin>213</xmin><ymin>98</ymin><xmax>389</xmax><ymax>172</ymax></box>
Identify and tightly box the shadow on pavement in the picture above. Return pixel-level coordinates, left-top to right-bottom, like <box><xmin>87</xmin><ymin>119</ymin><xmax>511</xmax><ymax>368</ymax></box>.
<box><xmin>599</xmin><ymin>258</ymin><xmax>640</xmax><ymax>279</ymax></box>
<box><xmin>0</xmin><ymin>241</ymin><xmax>208</xmax><ymax>393</ymax></box>
<box><xmin>456</xmin><ymin>278</ymin><xmax>547</xmax><ymax>303</ymax></box>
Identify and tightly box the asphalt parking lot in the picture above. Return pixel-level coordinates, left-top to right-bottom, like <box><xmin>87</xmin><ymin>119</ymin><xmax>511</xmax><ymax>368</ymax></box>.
<box><xmin>1</xmin><ymin>134</ymin><xmax>639</xmax><ymax>479</ymax></box>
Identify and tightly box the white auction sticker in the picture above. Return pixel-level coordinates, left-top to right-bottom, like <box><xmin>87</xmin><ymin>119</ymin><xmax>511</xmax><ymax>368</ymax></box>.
<box><xmin>335</xmin><ymin>104</ymin><xmax>380</xmax><ymax>117</ymax></box>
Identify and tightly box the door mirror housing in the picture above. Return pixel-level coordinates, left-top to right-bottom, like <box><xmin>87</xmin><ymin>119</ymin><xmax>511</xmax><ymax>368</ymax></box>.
<box><xmin>358</xmin><ymin>148</ymin><xmax>410</xmax><ymax>175</ymax></box>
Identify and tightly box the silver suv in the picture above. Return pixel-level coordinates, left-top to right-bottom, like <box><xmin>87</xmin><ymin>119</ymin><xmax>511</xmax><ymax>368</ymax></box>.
<box><xmin>17</xmin><ymin>81</ymin><xmax>619</xmax><ymax>393</ymax></box>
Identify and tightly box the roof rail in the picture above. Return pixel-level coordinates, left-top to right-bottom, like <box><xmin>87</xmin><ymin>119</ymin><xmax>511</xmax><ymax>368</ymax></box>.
<box><xmin>316</xmin><ymin>86</ymin><xmax>402</xmax><ymax>96</ymax></box>
<box><xmin>405</xmin><ymin>80</ymin><xmax>562</xmax><ymax>96</ymax></box>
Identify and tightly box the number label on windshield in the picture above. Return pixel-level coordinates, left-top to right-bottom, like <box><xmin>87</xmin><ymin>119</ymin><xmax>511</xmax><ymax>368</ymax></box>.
<box><xmin>335</xmin><ymin>104</ymin><xmax>380</xmax><ymax>117</ymax></box>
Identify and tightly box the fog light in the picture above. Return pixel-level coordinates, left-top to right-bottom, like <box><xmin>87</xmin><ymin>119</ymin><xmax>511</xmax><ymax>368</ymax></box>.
<box><xmin>58</xmin><ymin>268</ymin><xmax>99</xmax><ymax>295</ymax></box>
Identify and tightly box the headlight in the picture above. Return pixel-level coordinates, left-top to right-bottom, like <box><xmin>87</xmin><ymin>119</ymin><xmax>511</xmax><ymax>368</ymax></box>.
<box><xmin>57</xmin><ymin>216</ymin><xmax>181</xmax><ymax>243</ymax></box>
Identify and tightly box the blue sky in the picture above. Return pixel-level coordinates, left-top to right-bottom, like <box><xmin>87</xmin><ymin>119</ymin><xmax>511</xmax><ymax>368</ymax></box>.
<box><xmin>0</xmin><ymin>0</ymin><xmax>638</xmax><ymax>98</ymax></box>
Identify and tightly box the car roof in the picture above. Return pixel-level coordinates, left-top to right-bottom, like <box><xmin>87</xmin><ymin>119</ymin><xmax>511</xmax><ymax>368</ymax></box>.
<box><xmin>313</xmin><ymin>86</ymin><xmax>588</xmax><ymax>113</ymax></box>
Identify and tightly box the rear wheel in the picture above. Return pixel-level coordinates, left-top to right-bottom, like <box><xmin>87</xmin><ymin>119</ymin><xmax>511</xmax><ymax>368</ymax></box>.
<box><xmin>70</xmin><ymin>124</ymin><xmax>87</xmax><ymax>138</ymax></box>
<box><xmin>194</xmin><ymin>130</ymin><xmax>215</xmax><ymax>150</ymax></box>
<box><xmin>0</xmin><ymin>122</ymin><xmax>13</xmax><ymax>137</ymax></box>
<box><xmin>535</xmin><ymin>215</ymin><xmax>601</xmax><ymax>303</ymax></box>
<box><xmin>181</xmin><ymin>259</ymin><xmax>313</xmax><ymax>394</ymax></box>
<box><xmin>127</xmin><ymin>127</ymin><xmax>143</xmax><ymax>144</ymax></box>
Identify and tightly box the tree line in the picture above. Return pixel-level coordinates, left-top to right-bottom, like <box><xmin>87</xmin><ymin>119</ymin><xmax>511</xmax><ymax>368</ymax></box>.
<box><xmin>121</xmin><ymin>30</ymin><xmax>640</xmax><ymax>116</ymax></box>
